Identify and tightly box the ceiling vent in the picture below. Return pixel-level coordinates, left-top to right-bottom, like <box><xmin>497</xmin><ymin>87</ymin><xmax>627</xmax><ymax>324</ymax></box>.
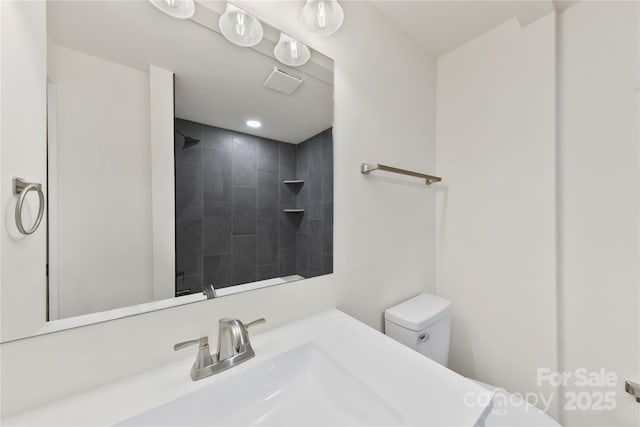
<box><xmin>264</xmin><ymin>67</ymin><xmax>303</xmax><ymax>95</ymax></box>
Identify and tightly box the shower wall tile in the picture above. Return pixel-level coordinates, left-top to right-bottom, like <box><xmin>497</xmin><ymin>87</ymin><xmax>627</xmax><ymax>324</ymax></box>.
<box><xmin>279</xmin><ymin>142</ymin><xmax>296</xmax><ymax>164</ymax></box>
<box><xmin>322</xmin><ymin>131</ymin><xmax>333</xmax><ymax>165</ymax></box>
<box><xmin>204</xmin><ymin>254</ymin><xmax>232</xmax><ymax>288</ymax></box>
<box><xmin>279</xmin><ymin>167</ymin><xmax>298</xmax><ymax>210</ymax></box>
<box><xmin>232</xmin><ymin>187</ymin><xmax>257</xmax><ymax>235</ymax></box>
<box><xmin>309</xmin><ymin>140</ymin><xmax>322</xmax><ymax>174</ymax></box>
<box><xmin>202</xmin><ymin>126</ymin><xmax>232</xmax><ymax>152</ymax></box>
<box><xmin>257</xmin><ymin>264</ymin><xmax>279</xmax><ymax>281</ymax></box>
<box><xmin>232</xmin><ymin>235</ymin><xmax>257</xmax><ymax>285</ymax></box>
<box><xmin>322</xmin><ymin>171</ymin><xmax>333</xmax><ymax>203</ymax></box>
<box><xmin>258</xmin><ymin>172</ymin><xmax>279</xmax><ymax>219</ymax></box>
<box><xmin>309</xmin><ymin>172</ymin><xmax>322</xmax><ymax>201</ymax></box>
<box><xmin>203</xmin><ymin>202</ymin><xmax>231</xmax><ymax>255</ymax></box>
<box><xmin>280</xmin><ymin>247</ymin><xmax>296</xmax><ymax>277</ymax></box>
<box><xmin>176</xmin><ymin>218</ymin><xmax>202</xmax><ymax>277</ymax></box>
<box><xmin>322</xmin><ymin>202</ymin><xmax>333</xmax><ymax>225</ymax></box>
<box><xmin>257</xmin><ymin>218</ymin><xmax>279</xmax><ymax>265</ymax></box>
<box><xmin>279</xmin><ymin>161</ymin><xmax>297</xmax><ymax>182</ymax></box>
<box><xmin>308</xmin><ymin>172</ymin><xmax>322</xmax><ymax>221</ymax></box>
<box><xmin>296</xmin><ymin>143</ymin><xmax>309</xmax><ymax>182</ymax></box>
<box><xmin>308</xmin><ymin>266</ymin><xmax>322</xmax><ymax>278</ymax></box>
<box><xmin>258</xmin><ymin>138</ymin><xmax>279</xmax><ymax>173</ymax></box>
<box><xmin>322</xmin><ymin>219</ymin><xmax>333</xmax><ymax>256</ymax></box>
<box><xmin>309</xmin><ymin>220</ymin><xmax>322</xmax><ymax>269</ymax></box>
<box><xmin>322</xmin><ymin>254</ymin><xmax>333</xmax><ymax>275</ymax></box>
<box><xmin>296</xmin><ymin>233</ymin><xmax>309</xmax><ymax>278</ymax></box>
<box><xmin>203</xmin><ymin>149</ymin><xmax>231</xmax><ymax>202</ymax></box>
<box><xmin>232</xmin><ymin>134</ymin><xmax>258</xmax><ymax>187</ymax></box>
<box><xmin>280</xmin><ymin>214</ymin><xmax>298</xmax><ymax>249</ymax></box>
<box><xmin>294</xmin><ymin>128</ymin><xmax>333</xmax><ymax>279</ymax></box>
<box><xmin>296</xmin><ymin>189</ymin><xmax>309</xmax><ymax>235</ymax></box>
<box><xmin>175</xmin><ymin>162</ymin><xmax>202</xmax><ymax>221</ymax></box>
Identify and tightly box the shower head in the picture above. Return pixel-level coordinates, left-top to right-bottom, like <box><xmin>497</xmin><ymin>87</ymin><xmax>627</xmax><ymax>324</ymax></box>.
<box><xmin>175</xmin><ymin>131</ymin><xmax>200</xmax><ymax>149</ymax></box>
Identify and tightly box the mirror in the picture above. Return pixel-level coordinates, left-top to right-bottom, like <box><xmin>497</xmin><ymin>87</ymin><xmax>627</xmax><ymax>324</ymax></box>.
<box><xmin>2</xmin><ymin>0</ymin><xmax>333</xmax><ymax>342</ymax></box>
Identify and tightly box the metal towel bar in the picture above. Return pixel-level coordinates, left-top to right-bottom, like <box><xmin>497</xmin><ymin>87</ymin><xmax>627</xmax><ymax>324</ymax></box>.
<box><xmin>361</xmin><ymin>163</ymin><xmax>442</xmax><ymax>185</ymax></box>
<box><xmin>13</xmin><ymin>177</ymin><xmax>45</xmax><ymax>235</ymax></box>
<box><xmin>626</xmin><ymin>380</ymin><xmax>640</xmax><ymax>402</ymax></box>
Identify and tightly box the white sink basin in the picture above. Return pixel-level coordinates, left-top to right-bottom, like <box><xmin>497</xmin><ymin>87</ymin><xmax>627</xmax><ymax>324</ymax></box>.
<box><xmin>4</xmin><ymin>310</ymin><xmax>493</xmax><ymax>426</ymax></box>
<box><xmin>119</xmin><ymin>342</ymin><xmax>402</xmax><ymax>426</ymax></box>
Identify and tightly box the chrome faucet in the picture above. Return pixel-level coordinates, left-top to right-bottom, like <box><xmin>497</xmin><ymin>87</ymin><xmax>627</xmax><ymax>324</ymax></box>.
<box><xmin>202</xmin><ymin>284</ymin><xmax>217</xmax><ymax>299</ymax></box>
<box><xmin>174</xmin><ymin>317</ymin><xmax>266</xmax><ymax>381</ymax></box>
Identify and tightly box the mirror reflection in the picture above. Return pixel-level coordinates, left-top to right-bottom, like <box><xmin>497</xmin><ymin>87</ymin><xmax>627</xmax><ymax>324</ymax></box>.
<box><xmin>40</xmin><ymin>1</ymin><xmax>333</xmax><ymax>330</ymax></box>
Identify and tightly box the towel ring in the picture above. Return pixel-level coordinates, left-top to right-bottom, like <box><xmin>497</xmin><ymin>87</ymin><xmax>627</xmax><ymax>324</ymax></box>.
<box><xmin>13</xmin><ymin>177</ymin><xmax>45</xmax><ymax>235</ymax></box>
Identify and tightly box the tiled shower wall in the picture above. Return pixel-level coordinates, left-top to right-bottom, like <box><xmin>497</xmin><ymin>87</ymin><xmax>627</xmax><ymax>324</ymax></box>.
<box><xmin>295</xmin><ymin>129</ymin><xmax>333</xmax><ymax>278</ymax></box>
<box><xmin>175</xmin><ymin>118</ymin><xmax>332</xmax><ymax>295</ymax></box>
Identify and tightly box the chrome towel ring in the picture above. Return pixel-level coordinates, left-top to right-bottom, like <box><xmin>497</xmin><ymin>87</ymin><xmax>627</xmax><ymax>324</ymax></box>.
<box><xmin>13</xmin><ymin>177</ymin><xmax>45</xmax><ymax>235</ymax></box>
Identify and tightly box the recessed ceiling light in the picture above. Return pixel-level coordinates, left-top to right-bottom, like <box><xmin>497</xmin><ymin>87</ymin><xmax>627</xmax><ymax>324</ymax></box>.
<box><xmin>246</xmin><ymin>120</ymin><xmax>262</xmax><ymax>128</ymax></box>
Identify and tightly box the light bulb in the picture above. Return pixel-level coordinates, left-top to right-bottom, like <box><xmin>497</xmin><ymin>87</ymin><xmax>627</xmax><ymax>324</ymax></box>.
<box><xmin>301</xmin><ymin>0</ymin><xmax>344</xmax><ymax>36</ymax></box>
<box><xmin>219</xmin><ymin>4</ymin><xmax>264</xmax><ymax>47</ymax></box>
<box><xmin>235</xmin><ymin>12</ymin><xmax>245</xmax><ymax>37</ymax></box>
<box><xmin>148</xmin><ymin>0</ymin><xmax>194</xmax><ymax>19</ymax></box>
<box><xmin>317</xmin><ymin>1</ymin><xmax>326</xmax><ymax>28</ymax></box>
<box><xmin>274</xmin><ymin>33</ymin><xmax>310</xmax><ymax>67</ymax></box>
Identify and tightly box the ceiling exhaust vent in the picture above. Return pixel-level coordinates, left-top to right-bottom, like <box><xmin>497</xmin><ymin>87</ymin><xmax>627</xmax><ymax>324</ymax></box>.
<box><xmin>264</xmin><ymin>67</ymin><xmax>303</xmax><ymax>95</ymax></box>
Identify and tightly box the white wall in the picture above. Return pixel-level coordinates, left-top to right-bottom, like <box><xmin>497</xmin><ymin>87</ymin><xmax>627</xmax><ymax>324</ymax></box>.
<box><xmin>557</xmin><ymin>2</ymin><xmax>639</xmax><ymax>425</ymax></box>
<box><xmin>0</xmin><ymin>0</ymin><xmax>47</xmax><ymax>342</ymax></box>
<box><xmin>435</xmin><ymin>14</ymin><xmax>558</xmax><ymax>414</ymax></box>
<box><xmin>436</xmin><ymin>3</ymin><xmax>640</xmax><ymax>425</ymax></box>
<box><xmin>0</xmin><ymin>1</ymin><xmax>437</xmax><ymax>417</ymax></box>
<box><xmin>51</xmin><ymin>46</ymin><xmax>154</xmax><ymax>319</ymax></box>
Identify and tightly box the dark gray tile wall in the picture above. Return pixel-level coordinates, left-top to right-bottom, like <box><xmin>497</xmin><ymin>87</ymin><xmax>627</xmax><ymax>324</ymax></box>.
<box><xmin>175</xmin><ymin>118</ymin><xmax>332</xmax><ymax>295</ymax></box>
<box><xmin>295</xmin><ymin>129</ymin><xmax>333</xmax><ymax>279</ymax></box>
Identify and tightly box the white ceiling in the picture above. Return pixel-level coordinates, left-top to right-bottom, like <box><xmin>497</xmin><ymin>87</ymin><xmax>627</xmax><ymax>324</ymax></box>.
<box><xmin>370</xmin><ymin>1</ymin><xmax>572</xmax><ymax>56</ymax></box>
<box><xmin>47</xmin><ymin>1</ymin><xmax>334</xmax><ymax>144</ymax></box>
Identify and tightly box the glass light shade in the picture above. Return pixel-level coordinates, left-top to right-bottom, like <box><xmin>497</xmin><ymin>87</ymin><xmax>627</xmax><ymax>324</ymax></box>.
<box><xmin>148</xmin><ymin>0</ymin><xmax>195</xmax><ymax>19</ymax></box>
<box><xmin>219</xmin><ymin>4</ymin><xmax>264</xmax><ymax>47</ymax></box>
<box><xmin>274</xmin><ymin>33</ymin><xmax>311</xmax><ymax>67</ymax></box>
<box><xmin>300</xmin><ymin>0</ymin><xmax>344</xmax><ymax>36</ymax></box>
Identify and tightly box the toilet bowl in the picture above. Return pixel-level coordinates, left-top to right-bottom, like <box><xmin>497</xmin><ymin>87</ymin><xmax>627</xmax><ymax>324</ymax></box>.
<box><xmin>384</xmin><ymin>294</ymin><xmax>560</xmax><ymax>427</ymax></box>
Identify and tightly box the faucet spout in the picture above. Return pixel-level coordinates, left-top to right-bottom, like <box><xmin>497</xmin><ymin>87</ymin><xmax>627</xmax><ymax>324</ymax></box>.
<box><xmin>217</xmin><ymin>318</ymin><xmax>242</xmax><ymax>360</ymax></box>
<box><xmin>217</xmin><ymin>317</ymin><xmax>266</xmax><ymax>361</ymax></box>
<box><xmin>174</xmin><ymin>317</ymin><xmax>266</xmax><ymax>381</ymax></box>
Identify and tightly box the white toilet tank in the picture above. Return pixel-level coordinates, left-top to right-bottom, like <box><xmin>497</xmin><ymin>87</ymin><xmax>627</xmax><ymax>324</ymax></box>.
<box><xmin>384</xmin><ymin>293</ymin><xmax>451</xmax><ymax>366</ymax></box>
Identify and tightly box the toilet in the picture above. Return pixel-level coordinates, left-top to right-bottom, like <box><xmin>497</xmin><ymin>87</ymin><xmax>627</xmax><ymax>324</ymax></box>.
<box><xmin>384</xmin><ymin>294</ymin><xmax>560</xmax><ymax>426</ymax></box>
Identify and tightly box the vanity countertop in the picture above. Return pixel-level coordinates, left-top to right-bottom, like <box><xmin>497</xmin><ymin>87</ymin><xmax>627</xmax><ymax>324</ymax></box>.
<box><xmin>4</xmin><ymin>309</ymin><xmax>493</xmax><ymax>426</ymax></box>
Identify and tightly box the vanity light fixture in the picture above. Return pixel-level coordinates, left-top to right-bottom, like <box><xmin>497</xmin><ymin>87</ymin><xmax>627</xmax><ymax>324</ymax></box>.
<box><xmin>246</xmin><ymin>120</ymin><xmax>262</xmax><ymax>128</ymax></box>
<box><xmin>274</xmin><ymin>33</ymin><xmax>311</xmax><ymax>67</ymax></box>
<box><xmin>148</xmin><ymin>0</ymin><xmax>195</xmax><ymax>19</ymax></box>
<box><xmin>300</xmin><ymin>0</ymin><xmax>344</xmax><ymax>36</ymax></box>
<box><xmin>219</xmin><ymin>4</ymin><xmax>264</xmax><ymax>47</ymax></box>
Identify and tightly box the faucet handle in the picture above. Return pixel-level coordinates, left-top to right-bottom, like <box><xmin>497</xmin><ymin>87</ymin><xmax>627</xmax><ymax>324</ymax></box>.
<box><xmin>244</xmin><ymin>318</ymin><xmax>266</xmax><ymax>330</ymax></box>
<box><xmin>174</xmin><ymin>336</ymin><xmax>209</xmax><ymax>351</ymax></box>
<box><xmin>174</xmin><ymin>336</ymin><xmax>215</xmax><ymax>381</ymax></box>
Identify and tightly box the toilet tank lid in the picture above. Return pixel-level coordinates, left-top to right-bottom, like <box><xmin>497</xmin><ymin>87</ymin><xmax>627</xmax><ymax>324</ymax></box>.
<box><xmin>385</xmin><ymin>294</ymin><xmax>451</xmax><ymax>331</ymax></box>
